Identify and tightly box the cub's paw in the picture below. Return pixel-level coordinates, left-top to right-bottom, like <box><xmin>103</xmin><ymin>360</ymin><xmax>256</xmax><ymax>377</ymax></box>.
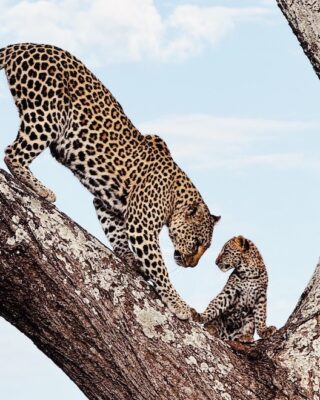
<box><xmin>258</xmin><ymin>326</ymin><xmax>277</xmax><ymax>339</ymax></box>
<box><xmin>167</xmin><ymin>299</ymin><xmax>192</xmax><ymax>320</ymax></box>
<box><xmin>237</xmin><ymin>334</ymin><xmax>255</xmax><ymax>344</ymax></box>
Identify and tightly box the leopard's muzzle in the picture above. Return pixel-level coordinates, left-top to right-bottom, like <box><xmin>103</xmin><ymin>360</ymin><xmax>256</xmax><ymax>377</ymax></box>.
<box><xmin>174</xmin><ymin>245</ymin><xmax>207</xmax><ymax>268</ymax></box>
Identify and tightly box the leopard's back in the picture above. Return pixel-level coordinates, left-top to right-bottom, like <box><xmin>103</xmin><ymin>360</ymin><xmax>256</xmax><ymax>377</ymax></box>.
<box><xmin>1</xmin><ymin>43</ymin><xmax>144</xmax><ymax>208</ymax></box>
<box><xmin>1</xmin><ymin>43</ymin><xmax>219</xmax><ymax>320</ymax></box>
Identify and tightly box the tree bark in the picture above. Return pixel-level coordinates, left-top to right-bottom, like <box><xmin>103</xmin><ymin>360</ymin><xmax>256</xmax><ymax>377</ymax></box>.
<box><xmin>1</xmin><ymin>4</ymin><xmax>319</xmax><ymax>399</ymax></box>
<box><xmin>0</xmin><ymin>166</ymin><xmax>319</xmax><ymax>400</ymax></box>
<box><xmin>276</xmin><ymin>0</ymin><xmax>320</xmax><ymax>79</ymax></box>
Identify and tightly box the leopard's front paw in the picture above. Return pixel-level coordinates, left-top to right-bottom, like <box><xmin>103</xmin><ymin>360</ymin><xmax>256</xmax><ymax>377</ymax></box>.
<box><xmin>258</xmin><ymin>326</ymin><xmax>277</xmax><ymax>339</ymax></box>
<box><xmin>44</xmin><ymin>189</ymin><xmax>56</xmax><ymax>203</ymax></box>
<box><xmin>167</xmin><ymin>299</ymin><xmax>192</xmax><ymax>320</ymax></box>
<box><xmin>37</xmin><ymin>186</ymin><xmax>56</xmax><ymax>202</ymax></box>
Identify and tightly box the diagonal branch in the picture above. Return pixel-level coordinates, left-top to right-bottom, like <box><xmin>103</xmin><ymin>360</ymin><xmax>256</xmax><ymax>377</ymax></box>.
<box><xmin>0</xmin><ymin>169</ymin><xmax>272</xmax><ymax>400</ymax></box>
<box><xmin>0</xmin><ymin>168</ymin><xmax>319</xmax><ymax>399</ymax></box>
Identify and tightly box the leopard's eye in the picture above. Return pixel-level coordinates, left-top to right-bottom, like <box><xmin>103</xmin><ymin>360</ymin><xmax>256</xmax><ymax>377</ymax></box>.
<box><xmin>195</xmin><ymin>238</ymin><xmax>203</xmax><ymax>248</ymax></box>
<box><xmin>187</xmin><ymin>205</ymin><xmax>198</xmax><ymax>217</ymax></box>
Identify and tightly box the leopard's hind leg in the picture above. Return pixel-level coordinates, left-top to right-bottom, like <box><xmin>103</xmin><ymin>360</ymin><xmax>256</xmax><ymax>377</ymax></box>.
<box><xmin>4</xmin><ymin>115</ymin><xmax>56</xmax><ymax>202</ymax></box>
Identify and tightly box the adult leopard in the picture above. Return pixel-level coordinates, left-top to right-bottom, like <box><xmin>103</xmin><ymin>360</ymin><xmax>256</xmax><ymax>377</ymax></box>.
<box><xmin>0</xmin><ymin>43</ymin><xmax>220</xmax><ymax>319</ymax></box>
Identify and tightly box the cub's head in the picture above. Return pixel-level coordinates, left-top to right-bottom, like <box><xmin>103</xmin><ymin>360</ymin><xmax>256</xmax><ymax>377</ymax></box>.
<box><xmin>215</xmin><ymin>235</ymin><xmax>252</xmax><ymax>272</ymax></box>
<box><xmin>168</xmin><ymin>202</ymin><xmax>220</xmax><ymax>268</ymax></box>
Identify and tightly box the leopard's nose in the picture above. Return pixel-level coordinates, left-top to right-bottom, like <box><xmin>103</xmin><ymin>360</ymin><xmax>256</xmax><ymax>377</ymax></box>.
<box><xmin>174</xmin><ymin>250</ymin><xmax>181</xmax><ymax>259</ymax></box>
<box><xmin>174</xmin><ymin>250</ymin><xmax>184</xmax><ymax>266</ymax></box>
<box><xmin>215</xmin><ymin>254</ymin><xmax>222</xmax><ymax>265</ymax></box>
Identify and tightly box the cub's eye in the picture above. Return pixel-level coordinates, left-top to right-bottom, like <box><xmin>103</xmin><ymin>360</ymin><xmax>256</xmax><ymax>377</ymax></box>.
<box><xmin>187</xmin><ymin>205</ymin><xmax>198</xmax><ymax>217</ymax></box>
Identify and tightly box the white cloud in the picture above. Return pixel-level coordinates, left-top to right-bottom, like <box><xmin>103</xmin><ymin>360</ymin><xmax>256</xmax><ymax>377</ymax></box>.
<box><xmin>162</xmin><ymin>5</ymin><xmax>269</xmax><ymax>60</ymax></box>
<box><xmin>139</xmin><ymin>113</ymin><xmax>315</xmax><ymax>140</ymax></box>
<box><xmin>0</xmin><ymin>0</ymin><xmax>272</xmax><ymax>64</ymax></box>
<box><xmin>138</xmin><ymin>114</ymin><xmax>320</xmax><ymax>171</ymax></box>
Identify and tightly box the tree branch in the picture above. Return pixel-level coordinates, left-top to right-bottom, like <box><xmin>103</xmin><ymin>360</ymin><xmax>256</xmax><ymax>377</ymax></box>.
<box><xmin>1</xmin><ymin>3</ymin><xmax>319</xmax><ymax>398</ymax></box>
<box><xmin>0</xmin><ymin>166</ymin><xmax>319</xmax><ymax>399</ymax></box>
<box><xmin>0</xmin><ymin>169</ymin><xmax>272</xmax><ymax>399</ymax></box>
<box><xmin>277</xmin><ymin>0</ymin><xmax>320</xmax><ymax>79</ymax></box>
<box><xmin>259</xmin><ymin>261</ymin><xmax>320</xmax><ymax>399</ymax></box>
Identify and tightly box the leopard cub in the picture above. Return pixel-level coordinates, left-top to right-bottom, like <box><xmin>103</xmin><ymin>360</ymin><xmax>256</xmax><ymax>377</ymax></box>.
<box><xmin>201</xmin><ymin>236</ymin><xmax>276</xmax><ymax>343</ymax></box>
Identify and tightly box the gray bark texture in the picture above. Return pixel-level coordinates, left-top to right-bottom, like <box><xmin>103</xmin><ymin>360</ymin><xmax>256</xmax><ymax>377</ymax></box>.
<box><xmin>277</xmin><ymin>0</ymin><xmax>320</xmax><ymax>79</ymax></box>
<box><xmin>0</xmin><ymin>165</ymin><xmax>319</xmax><ymax>400</ymax></box>
<box><xmin>1</xmin><ymin>3</ymin><xmax>320</xmax><ymax>399</ymax></box>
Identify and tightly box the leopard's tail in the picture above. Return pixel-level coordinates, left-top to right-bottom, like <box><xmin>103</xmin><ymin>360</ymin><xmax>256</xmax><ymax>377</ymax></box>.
<box><xmin>0</xmin><ymin>47</ymin><xmax>7</xmax><ymax>70</ymax></box>
<box><xmin>0</xmin><ymin>45</ymin><xmax>13</xmax><ymax>71</ymax></box>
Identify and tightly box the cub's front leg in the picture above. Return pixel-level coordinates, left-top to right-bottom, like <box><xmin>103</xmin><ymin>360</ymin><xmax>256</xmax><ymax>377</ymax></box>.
<box><xmin>255</xmin><ymin>292</ymin><xmax>277</xmax><ymax>339</ymax></box>
<box><xmin>235</xmin><ymin>315</ymin><xmax>255</xmax><ymax>343</ymax></box>
<box><xmin>127</xmin><ymin>222</ymin><xmax>191</xmax><ymax>320</ymax></box>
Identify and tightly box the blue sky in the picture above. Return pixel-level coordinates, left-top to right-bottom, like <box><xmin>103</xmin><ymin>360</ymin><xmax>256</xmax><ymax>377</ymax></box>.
<box><xmin>0</xmin><ymin>0</ymin><xmax>320</xmax><ymax>399</ymax></box>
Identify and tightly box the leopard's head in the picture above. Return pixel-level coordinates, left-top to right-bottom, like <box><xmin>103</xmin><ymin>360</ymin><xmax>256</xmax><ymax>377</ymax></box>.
<box><xmin>215</xmin><ymin>236</ymin><xmax>251</xmax><ymax>272</ymax></box>
<box><xmin>168</xmin><ymin>201</ymin><xmax>220</xmax><ymax>268</ymax></box>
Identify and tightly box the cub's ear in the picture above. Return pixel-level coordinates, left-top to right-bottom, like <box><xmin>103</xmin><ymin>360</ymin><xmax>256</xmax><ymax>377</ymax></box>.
<box><xmin>236</xmin><ymin>235</ymin><xmax>250</xmax><ymax>251</ymax></box>
<box><xmin>211</xmin><ymin>214</ymin><xmax>221</xmax><ymax>224</ymax></box>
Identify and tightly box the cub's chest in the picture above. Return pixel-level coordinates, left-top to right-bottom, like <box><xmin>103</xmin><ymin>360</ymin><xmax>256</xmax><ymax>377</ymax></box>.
<box><xmin>237</xmin><ymin>281</ymin><xmax>260</xmax><ymax>308</ymax></box>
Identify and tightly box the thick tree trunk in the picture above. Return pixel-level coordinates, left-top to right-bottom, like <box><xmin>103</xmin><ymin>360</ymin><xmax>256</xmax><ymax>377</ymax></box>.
<box><xmin>277</xmin><ymin>0</ymin><xmax>320</xmax><ymax>79</ymax></box>
<box><xmin>0</xmin><ymin>167</ymin><xmax>319</xmax><ymax>400</ymax></box>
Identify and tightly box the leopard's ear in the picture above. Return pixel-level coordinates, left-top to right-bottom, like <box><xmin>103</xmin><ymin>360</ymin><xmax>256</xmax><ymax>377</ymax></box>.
<box><xmin>211</xmin><ymin>214</ymin><xmax>221</xmax><ymax>224</ymax></box>
<box><xmin>236</xmin><ymin>235</ymin><xmax>250</xmax><ymax>251</ymax></box>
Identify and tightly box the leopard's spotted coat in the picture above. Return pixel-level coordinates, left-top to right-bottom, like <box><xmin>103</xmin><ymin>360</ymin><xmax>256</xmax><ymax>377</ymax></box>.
<box><xmin>202</xmin><ymin>236</ymin><xmax>276</xmax><ymax>341</ymax></box>
<box><xmin>0</xmin><ymin>43</ymin><xmax>220</xmax><ymax>319</ymax></box>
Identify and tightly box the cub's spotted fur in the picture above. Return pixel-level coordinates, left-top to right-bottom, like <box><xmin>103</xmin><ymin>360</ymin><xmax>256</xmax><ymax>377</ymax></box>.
<box><xmin>0</xmin><ymin>43</ymin><xmax>220</xmax><ymax>319</ymax></box>
<box><xmin>202</xmin><ymin>236</ymin><xmax>276</xmax><ymax>341</ymax></box>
